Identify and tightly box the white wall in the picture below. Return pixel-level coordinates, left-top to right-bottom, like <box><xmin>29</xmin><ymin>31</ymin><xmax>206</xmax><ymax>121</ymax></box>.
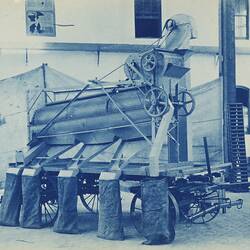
<box><xmin>1</xmin><ymin>49</ymin><xmax>249</xmax><ymax>90</ymax></box>
<box><xmin>2</xmin><ymin>0</ymin><xmax>250</xmax><ymax>88</ymax></box>
<box><xmin>236</xmin><ymin>55</ymin><xmax>250</xmax><ymax>87</ymax></box>
<box><xmin>2</xmin><ymin>0</ymin><xmax>250</xmax><ymax>48</ymax></box>
<box><xmin>0</xmin><ymin>0</ymin><xmax>219</xmax><ymax>46</ymax></box>
<box><xmin>0</xmin><ymin>49</ymin><xmax>28</xmax><ymax>80</ymax></box>
<box><xmin>190</xmin><ymin>53</ymin><xmax>250</xmax><ymax>89</ymax></box>
<box><xmin>190</xmin><ymin>53</ymin><xmax>219</xmax><ymax>87</ymax></box>
<box><xmin>0</xmin><ymin>49</ymin><xmax>130</xmax><ymax>82</ymax></box>
<box><xmin>165</xmin><ymin>0</ymin><xmax>219</xmax><ymax>46</ymax></box>
<box><xmin>1</xmin><ymin>0</ymin><xmax>160</xmax><ymax>45</ymax></box>
<box><xmin>0</xmin><ymin>49</ymin><xmax>220</xmax><ymax>89</ymax></box>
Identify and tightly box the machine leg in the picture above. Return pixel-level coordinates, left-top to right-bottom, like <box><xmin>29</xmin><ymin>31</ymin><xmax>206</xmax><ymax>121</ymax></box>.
<box><xmin>53</xmin><ymin>169</ymin><xmax>79</xmax><ymax>234</ymax></box>
<box><xmin>141</xmin><ymin>177</ymin><xmax>175</xmax><ymax>245</ymax></box>
<box><xmin>0</xmin><ymin>168</ymin><xmax>23</xmax><ymax>226</ymax></box>
<box><xmin>217</xmin><ymin>188</ymin><xmax>227</xmax><ymax>214</ymax></box>
<box><xmin>219</xmin><ymin>171</ymin><xmax>226</xmax><ymax>214</ymax></box>
<box><xmin>97</xmin><ymin>172</ymin><xmax>124</xmax><ymax>240</ymax></box>
<box><xmin>21</xmin><ymin>167</ymin><xmax>42</xmax><ymax>228</ymax></box>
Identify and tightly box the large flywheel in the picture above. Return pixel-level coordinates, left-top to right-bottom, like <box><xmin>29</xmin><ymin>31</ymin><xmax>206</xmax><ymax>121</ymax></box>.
<box><xmin>143</xmin><ymin>87</ymin><xmax>170</xmax><ymax>117</ymax></box>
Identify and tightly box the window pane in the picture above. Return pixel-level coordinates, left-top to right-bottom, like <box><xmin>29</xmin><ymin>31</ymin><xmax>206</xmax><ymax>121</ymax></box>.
<box><xmin>235</xmin><ymin>0</ymin><xmax>248</xmax><ymax>15</ymax></box>
<box><xmin>134</xmin><ymin>0</ymin><xmax>162</xmax><ymax>38</ymax></box>
<box><xmin>235</xmin><ymin>16</ymin><xmax>247</xmax><ymax>38</ymax></box>
<box><xmin>235</xmin><ymin>0</ymin><xmax>248</xmax><ymax>39</ymax></box>
<box><xmin>135</xmin><ymin>18</ymin><xmax>162</xmax><ymax>38</ymax></box>
<box><xmin>135</xmin><ymin>0</ymin><xmax>161</xmax><ymax>16</ymax></box>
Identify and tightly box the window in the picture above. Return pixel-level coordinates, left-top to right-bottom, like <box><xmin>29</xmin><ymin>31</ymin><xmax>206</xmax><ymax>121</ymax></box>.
<box><xmin>235</xmin><ymin>0</ymin><xmax>249</xmax><ymax>39</ymax></box>
<box><xmin>134</xmin><ymin>0</ymin><xmax>162</xmax><ymax>38</ymax></box>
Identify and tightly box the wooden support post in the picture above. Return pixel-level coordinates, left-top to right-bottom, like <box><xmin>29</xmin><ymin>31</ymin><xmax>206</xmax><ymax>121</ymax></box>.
<box><xmin>218</xmin><ymin>171</ymin><xmax>227</xmax><ymax>214</ymax></box>
<box><xmin>42</xmin><ymin>63</ymin><xmax>48</xmax><ymax>105</ymax></box>
<box><xmin>248</xmin><ymin>89</ymin><xmax>250</xmax><ymax>134</ymax></box>
<box><xmin>219</xmin><ymin>0</ymin><xmax>236</xmax><ymax>162</ymax></box>
<box><xmin>203</xmin><ymin>137</ymin><xmax>212</xmax><ymax>181</ymax></box>
<box><xmin>97</xmin><ymin>171</ymin><xmax>124</xmax><ymax>240</ymax></box>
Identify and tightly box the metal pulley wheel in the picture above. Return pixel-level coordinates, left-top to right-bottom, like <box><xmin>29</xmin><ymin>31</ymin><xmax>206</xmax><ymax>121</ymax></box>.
<box><xmin>177</xmin><ymin>91</ymin><xmax>195</xmax><ymax>116</ymax></box>
<box><xmin>141</xmin><ymin>52</ymin><xmax>157</xmax><ymax>72</ymax></box>
<box><xmin>144</xmin><ymin>87</ymin><xmax>170</xmax><ymax>117</ymax></box>
<box><xmin>164</xmin><ymin>18</ymin><xmax>177</xmax><ymax>31</ymax></box>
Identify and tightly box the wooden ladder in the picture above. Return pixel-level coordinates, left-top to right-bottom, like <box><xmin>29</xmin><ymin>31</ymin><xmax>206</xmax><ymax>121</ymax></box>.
<box><xmin>227</xmin><ymin>103</ymin><xmax>248</xmax><ymax>185</ymax></box>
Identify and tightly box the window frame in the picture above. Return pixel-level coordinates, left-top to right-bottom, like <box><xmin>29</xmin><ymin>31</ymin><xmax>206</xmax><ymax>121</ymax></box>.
<box><xmin>134</xmin><ymin>0</ymin><xmax>162</xmax><ymax>39</ymax></box>
<box><xmin>235</xmin><ymin>0</ymin><xmax>249</xmax><ymax>40</ymax></box>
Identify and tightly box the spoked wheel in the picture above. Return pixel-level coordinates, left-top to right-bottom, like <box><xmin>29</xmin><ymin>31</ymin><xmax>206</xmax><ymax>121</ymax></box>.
<box><xmin>40</xmin><ymin>172</ymin><xmax>59</xmax><ymax>227</ymax></box>
<box><xmin>80</xmin><ymin>193</ymin><xmax>99</xmax><ymax>213</ymax></box>
<box><xmin>130</xmin><ymin>191</ymin><xmax>178</xmax><ymax>239</ymax></box>
<box><xmin>130</xmin><ymin>193</ymin><xmax>143</xmax><ymax>234</ymax></box>
<box><xmin>181</xmin><ymin>190</ymin><xmax>220</xmax><ymax>224</ymax></box>
<box><xmin>176</xmin><ymin>91</ymin><xmax>195</xmax><ymax>116</ymax></box>
<box><xmin>143</xmin><ymin>87</ymin><xmax>170</xmax><ymax>117</ymax></box>
<box><xmin>141</xmin><ymin>52</ymin><xmax>157</xmax><ymax>72</ymax></box>
<box><xmin>78</xmin><ymin>174</ymin><xmax>99</xmax><ymax>213</ymax></box>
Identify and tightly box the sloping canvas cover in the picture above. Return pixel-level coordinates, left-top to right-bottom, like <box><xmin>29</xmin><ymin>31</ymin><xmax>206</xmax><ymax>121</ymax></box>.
<box><xmin>191</xmin><ymin>78</ymin><xmax>223</xmax><ymax>164</ymax></box>
<box><xmin>0</xmin><ymin>65</ymin><xmax>83</xmax><ymax>180</ymax></box>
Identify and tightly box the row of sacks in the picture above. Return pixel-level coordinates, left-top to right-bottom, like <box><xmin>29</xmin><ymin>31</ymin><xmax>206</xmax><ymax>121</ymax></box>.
<box><xmin>0</xmin><ymin>167</ymin><xmax>175</xmax><ymax>245</ymax></box>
